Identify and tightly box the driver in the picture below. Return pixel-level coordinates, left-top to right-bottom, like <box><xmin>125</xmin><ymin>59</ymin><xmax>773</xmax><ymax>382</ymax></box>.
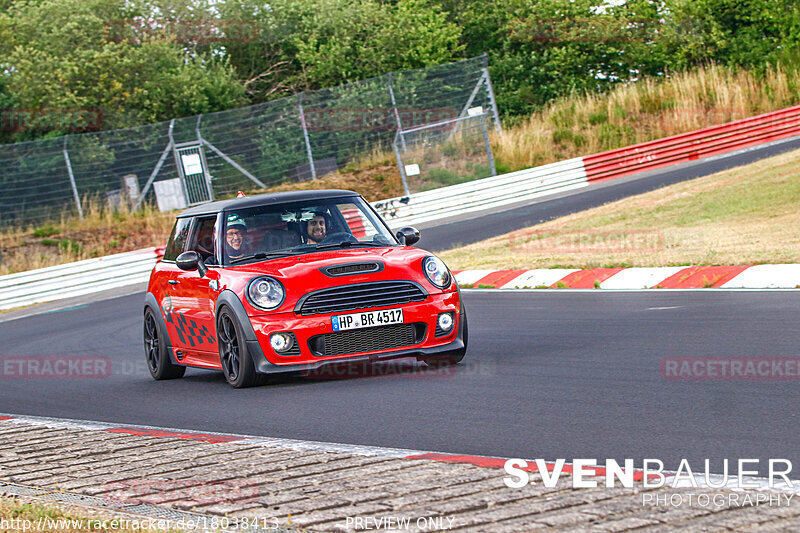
<box><xmin>225</xmin><ymin>217</ymin><xmax>248</xmax><ymax>260</ymax></box>
<box><xmin>305</xmin><ymin>213</ymin><xmax>327</xmax><ymax>244</ymax></box>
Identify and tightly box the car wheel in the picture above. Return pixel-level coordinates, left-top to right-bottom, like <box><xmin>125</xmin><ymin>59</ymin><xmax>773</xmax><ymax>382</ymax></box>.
<box><xmin>144</xmin><ymin>307</ymin><xmax>185</xmax><ymax>380</ymax></box>
<box><xmin>217</xmin><ymin>307</ymin><xmax>261</xmax><ymax>388</ymax></box>
<box><xmin>424</xmin><ymin>305</ymin><xmax>468</xmax><ymax>367</ymax></box>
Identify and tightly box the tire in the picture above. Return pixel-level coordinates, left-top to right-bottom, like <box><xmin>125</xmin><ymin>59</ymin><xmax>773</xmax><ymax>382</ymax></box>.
<box><xmin>424</xmin><ymin>305</ymin><xmax>468</xmax><ymax>367</ymax></box>
<box><xmin>144</xmin><ymin>307</ymin><xmax>185</xmax><ymax>380</ymax></box>
<box><xmin>217</xmin><ymin>307</ymin><xmax>262</xmax><ymax>388</ymax></box>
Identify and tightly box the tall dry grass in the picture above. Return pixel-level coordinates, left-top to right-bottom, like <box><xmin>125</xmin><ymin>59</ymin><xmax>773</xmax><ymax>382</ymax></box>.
<box><xmin>0</xmin><ymin>197</ymin><xmax>174</xmax><ymax>276</ymax></box>
<box><xmin>493</xmin><ymin>64</ymin><xmax>800</xmax><ymax>170</ymax></box>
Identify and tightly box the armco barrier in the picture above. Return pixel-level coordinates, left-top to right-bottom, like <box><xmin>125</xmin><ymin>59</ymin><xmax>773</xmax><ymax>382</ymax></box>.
<box><xmin>373</xmin><ymin>157</ymin><xmax>587</xmax><ymax>226</ymax></box>
<box><xmin>583</xmin><ymin>105</ymin><xmax>800</xmax><ymax>182</ymax></box>
<box><xmin>0</xmin><ymin>248</ymin><xmax>160</xmax><ymax>310</ymax></box>
<box><xmin>3</xmin><ymin>105</ymin><xmax>800</xmax><ymax>311</ymax></box>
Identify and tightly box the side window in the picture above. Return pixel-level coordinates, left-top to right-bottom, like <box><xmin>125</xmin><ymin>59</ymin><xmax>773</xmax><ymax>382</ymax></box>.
<box><xmin>163</xmin><ymin>218</ymin><xmax>192</xmax><ymax>261</ymax></box>
<box><xmin>188</xmin><ymin>216</ymin><xmax>218</xmax><ymax>265</ymax></box>
<box><xmin>338</xmin><ymin>203</ymin><xmax>378</xmax><ymax>240</ymax></box>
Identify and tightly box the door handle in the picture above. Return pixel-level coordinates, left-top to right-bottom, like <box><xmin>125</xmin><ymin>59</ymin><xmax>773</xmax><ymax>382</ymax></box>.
<box><xmin>168</xmin><ymin>280</ymin><xmax>178</xmax><ymax>285</ymax></box>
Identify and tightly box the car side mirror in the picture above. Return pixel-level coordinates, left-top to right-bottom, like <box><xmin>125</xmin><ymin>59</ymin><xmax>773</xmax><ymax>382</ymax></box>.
<box><xmin>396</xmin><ymin>227</ymin><xmax>420</xmax><ymax>246</ymax></box>
<box><xmin>176</xmin><ymin>251</ymin><xmax>208</xmax><ymax>278</ymax></box>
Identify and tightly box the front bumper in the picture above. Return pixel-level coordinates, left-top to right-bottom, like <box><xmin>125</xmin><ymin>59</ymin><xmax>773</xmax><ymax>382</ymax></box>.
<box><xmin>246</xmin><ymin>291</ymin><xmax>464</xmax><ymax>374</ymax></box>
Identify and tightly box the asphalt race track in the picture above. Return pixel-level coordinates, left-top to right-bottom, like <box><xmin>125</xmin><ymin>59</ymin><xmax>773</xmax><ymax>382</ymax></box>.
<box><xmin>2</xmin><ymin>290</ymin><xmax>799</xmax><ymax>476</ymax></box>
<box><xmin>416</xmin><ymin>136</ymin><xmax>800</xmax><ymax>252</ymax></box>
<box><xmin>4</xmin><ymin>137</ymin><xmax>800</xmax><ymax>477</ymax></box>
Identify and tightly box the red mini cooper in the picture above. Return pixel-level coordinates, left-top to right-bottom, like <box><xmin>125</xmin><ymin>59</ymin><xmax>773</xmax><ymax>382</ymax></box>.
<box><xmin>144</xmin><ymin>190</ymin><xmax>467</xmax><ymax>387</ymax></box>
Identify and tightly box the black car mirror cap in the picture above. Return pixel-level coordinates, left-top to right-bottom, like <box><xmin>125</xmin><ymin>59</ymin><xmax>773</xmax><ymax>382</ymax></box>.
<box><xmin>176</xmin><ymin>251</ymin><xmax>208</xmax><ymax>278</ymax></box>
<box><xmin>396</xmin><ymin>227</ymin><xmax>420</xmax><ymax>246</ymax></box>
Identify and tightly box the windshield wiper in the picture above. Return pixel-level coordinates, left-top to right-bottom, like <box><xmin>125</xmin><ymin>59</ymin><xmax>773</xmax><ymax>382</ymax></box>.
<box><xmin>229</xmin><ymin>250</ymin><xmax>297</xmax><ymax>264</ymax></box>
<box><xmin>315</xmin><ymin>241</ymin><xmax>354</xmax><ymax>250</ymax></box>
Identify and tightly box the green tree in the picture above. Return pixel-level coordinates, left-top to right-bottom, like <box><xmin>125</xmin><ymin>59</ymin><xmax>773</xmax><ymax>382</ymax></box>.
<box><xmin>663</xmin><ymin>0</ymin><xmax>800</xmax><ymax>70</ymax></box>
<box><xmin>218</xmin><ymin>0</ymin><xmax>463</xmax><ymax>101</ymax></box>
<box><xmin>485</xmin><ymin>0</ymin><xmax>669</xmax><ymax>118</ymax></box>
<box><xmin>0</xmin><ymin>0</ymin><xmax>246</xmax><ymax>141</ymax></box>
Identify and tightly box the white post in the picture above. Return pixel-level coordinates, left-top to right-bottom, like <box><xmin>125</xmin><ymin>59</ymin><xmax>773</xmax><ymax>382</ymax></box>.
<box><xmin>482</xmin><ymin>53</ymin><xmax>502</xmax><ymax>134</ymax></box>
<box><xmin>298</xmin><ymin>94</ymin><xmax>317</xmax><ymax>179</ymax></box>
<box><xmin>388</xmin><ymin>73</ymin><xmax>407</xmax><ymax>152</ymax></box>
<box><xmin>62</xmin><ymin>136</ymin><xmax>83</xmax><ymax>219</ymax></box>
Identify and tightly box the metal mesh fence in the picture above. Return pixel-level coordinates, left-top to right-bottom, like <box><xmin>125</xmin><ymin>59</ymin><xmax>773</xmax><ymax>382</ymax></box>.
<box><xmin>394</xmin><ymin>113</ymin><xmax>497</xmax><ymax>194</ymax></box>
<box><xmin>0</xmin><ymin>55</ymin><xmax>499</xmax><ymax>227</ymax></box>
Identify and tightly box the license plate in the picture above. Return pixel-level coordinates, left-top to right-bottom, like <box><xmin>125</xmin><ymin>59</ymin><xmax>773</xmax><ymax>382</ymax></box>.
<box><xmin>331</xmin><ymin>308</ymin><xmax>404</xmax><ymax>331</ymax></box>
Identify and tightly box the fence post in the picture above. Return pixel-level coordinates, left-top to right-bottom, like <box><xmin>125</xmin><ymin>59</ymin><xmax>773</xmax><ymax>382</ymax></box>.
<box><xmin>134</xmin><ymin>119</ymin><xmax>174</xmax><ymax>211</ymax></box>
<box><xmin>482</xmin><ymin>53</ymin><xmax>502</xmax><ymax>134</ymax></box>
<box><xmin>481</xmin><ymin>114</ymin><xmax>497</xmax><ymax>176</ymax></box>
<box><xmin>62</xmin><ymin>136</ymin><xmax>83</xmax><ymax>220</ymax></box>
<box><xmin>195</xmin><ymin>115</ymin><xmax>215</xmax><ymax>201</ymax></box>
<box><xmin>393</xmin><ymin>131</ymin><xmax>411</xmax><ymax>196</ymax></box>
<box><xmin>388</xmin><ymin>73</ymin><xmax>407</xmax><ymax>152</ymax></box>
<box><xmin>298</xmin><ymin>93</ymin><xmax>317</xmax><ymax>180</ymax></box>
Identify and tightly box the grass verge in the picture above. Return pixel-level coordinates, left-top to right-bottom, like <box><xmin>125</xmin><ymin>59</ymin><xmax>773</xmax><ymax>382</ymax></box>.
<box><xmin>438</xmin><ymin>147</ymin><xmax>800</xmax><ymax>270</ymax></box>
<box><xmin>493</xmin><ymin>63</ymin><xmax>800</xmax><ymax>171</ymax></box>
<box><xmin>0</xmin><ymin>496</ymin><xmax>175</xmax><ymax>532</ymax></box>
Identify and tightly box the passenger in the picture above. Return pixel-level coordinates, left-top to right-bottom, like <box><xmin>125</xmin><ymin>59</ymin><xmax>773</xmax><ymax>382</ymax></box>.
<box><xmin>225</xmin><ymin>217</ymin><xmax>247</xmax><ymax>260</ymax></box>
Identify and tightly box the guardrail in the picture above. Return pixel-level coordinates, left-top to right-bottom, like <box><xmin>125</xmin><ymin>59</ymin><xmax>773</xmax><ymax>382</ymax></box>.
<box><xmin>373</xmin><ymin>157</ymin><xmax>587</xmax><ymax>226</ymax></box>
<box><xmin>373</xmin><ymin>105</ymin><xmax>800</xmax><ymax>227</ymax></box>
<box><xmin>3</xmin><ymin>105</ymin><xmax>800</xmax><ymax>311</ymax></box>
<box><xmin>583</xmin><ymin>105</ymin><xmax>800</xmax><ymax>182</ymax></box>
<box><xmin>0</xmin><ymin>248</ymin><xmax>159</xmax><ymax>311</ymax></box>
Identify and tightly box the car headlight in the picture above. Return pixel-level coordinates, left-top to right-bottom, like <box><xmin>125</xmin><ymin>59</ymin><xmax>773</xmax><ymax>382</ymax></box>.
<box><xmin>422</xmin><ymin>256</ymin><xmax>451</xmax><ymax>290</ymax></box>
<box><xmin>247</xmin><ymin>276</ymin><xmax>285</xmax><ymax>310</ymax></box>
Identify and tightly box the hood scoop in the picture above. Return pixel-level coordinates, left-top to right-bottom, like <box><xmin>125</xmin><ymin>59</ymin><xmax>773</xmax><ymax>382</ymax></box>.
<box><xmin>321</xmin><ymin>261</ymin><xmax>384</xmax><ymax>277</ymax></box>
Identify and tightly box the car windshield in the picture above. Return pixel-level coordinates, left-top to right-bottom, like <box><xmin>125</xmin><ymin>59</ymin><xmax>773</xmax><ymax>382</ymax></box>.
<box><xmin>222</xmin><ymin>196</ymin><xmax>399</xmax><ymax>265</ymax></box>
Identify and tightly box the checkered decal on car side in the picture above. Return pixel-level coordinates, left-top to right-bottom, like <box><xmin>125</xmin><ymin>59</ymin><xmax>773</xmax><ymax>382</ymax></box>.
<box><xmin>165</xmin><ymin>310</ymin><xmax>216</xmax><ymax>348</ymax></box>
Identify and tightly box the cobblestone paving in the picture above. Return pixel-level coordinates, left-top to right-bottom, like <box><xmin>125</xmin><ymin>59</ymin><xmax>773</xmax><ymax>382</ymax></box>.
<box><xmin>1</xmin><ymin>420</ymin><xmax>798</xmax><ymax>532</ymax></box>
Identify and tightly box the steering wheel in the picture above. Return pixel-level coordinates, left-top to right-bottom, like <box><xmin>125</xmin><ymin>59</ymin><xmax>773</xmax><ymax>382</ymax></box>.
<box><xmin>321</xmin><ymin>232</ymin><xmax>358</xmax><ymax>244</ymax></box>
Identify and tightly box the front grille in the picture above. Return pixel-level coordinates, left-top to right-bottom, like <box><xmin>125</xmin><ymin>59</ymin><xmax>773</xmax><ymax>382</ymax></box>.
<box><xmin>309</xmin><ymin>323</ymin><xmax>426</xmax><ymax>357</ymax></box>
<box><xmin>296</xmin><ymin>281</ymin><xmax>427</xmax><ymax>315</ymax></box>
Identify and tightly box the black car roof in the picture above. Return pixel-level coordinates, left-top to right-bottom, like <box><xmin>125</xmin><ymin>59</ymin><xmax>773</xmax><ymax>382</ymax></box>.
<box><xmin>177</xmin><ymin>190</ymin><xmax>361</xmax><ymax>217</ymax></box>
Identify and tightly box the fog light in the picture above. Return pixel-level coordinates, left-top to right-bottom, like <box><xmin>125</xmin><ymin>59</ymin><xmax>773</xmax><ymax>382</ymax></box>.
<box><xmin>270</xmin><ymin>333</ymin><xmax>294</xmax><ymax>353</ymax></box>
<box><xmin>436</xmin><ymin>312</ymin><xmax>455</xmax><ymax>337</ymax></box>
